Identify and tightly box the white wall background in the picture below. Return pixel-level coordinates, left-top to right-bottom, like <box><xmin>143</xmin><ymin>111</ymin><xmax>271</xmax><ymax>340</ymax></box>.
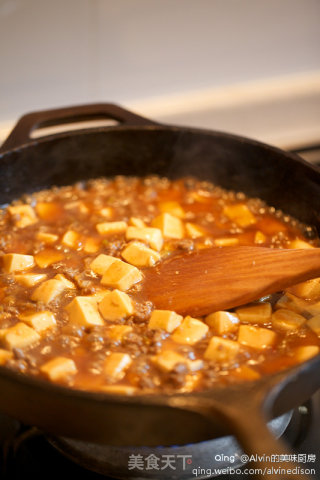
<box><xmin>0</xmin><ymin>0</ymin><xmax>320</xmax><ymax>146</ymax></box>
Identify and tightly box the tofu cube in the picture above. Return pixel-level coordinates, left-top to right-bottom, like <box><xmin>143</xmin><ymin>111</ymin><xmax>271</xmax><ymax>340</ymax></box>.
<box><xmin>90</xmin><ymin>289</ymin><xmax>110</xmax><ymax>303</ymax></box>
<box><xmin>159</xmin><ymin>201</ymin><xmax>185</xmax><ymax>219</ymax></box>
<box><xmin>100</xmin><ymin>384</ymin><xmax>137</xmax><ymax>395</ymax></box>
<box><xmin>294</xmin><ymin>345</ymin><xmax>319</xmax><ymax>363</ymax></box>
<box><xmin>98</xmin><ymin>207</ymin><xmax>113</xmax><ymax>218</ymax></box>
<box><xmin>66</xmin><ymin>296</ymin><xmax>104</xmax><ymax>327</ymax></box>
<box><xmin>254</xmin><ymin>231</ymin><xmax>267</xmax><ymax>244</ymax></box>
<box><xmin>307</xmin><ymin>314</ymin><xmax>320</xmax><ymax>336</ymax></box>
<box><xmin>83</xmin><ymin>237</ymin><xmax>101</xmax><ymax>253</ymax></box>
<box><xmin>108</xmin><ymin>325</ymin><xmax>133</xmax><ymax>341</ymax></box>
<box><xmin>152</xmin><ymin>350</ymin><xmax>203</xmax><ymax>372</ymax></box>
<box><xmin>272</xmin><ymin>309</ymin><xmax>306</xmax><ymax>331</ymax></box>
<box><xmin>36</xmin><ymin>232</ymin><xmax>59</xmax><ymax>244</ymax></box>
<box><xmin>61</xmin><ymin>230</ymin><xmax>80</xmax><ymax>248</ymax></box>
<box><xmin>236</xmin><ymin>303</ymin><xmax>272</xmax><ymax>324</ymax></box>
<box><xmin>19</xmin><ymin>311</ymin><xmax>56</xmax><ymax>332</ymax></box>
<box><xmin>40</xmin><ymin>357</ymin><xmax>77</xmax><ymax>381</ymax></box>
<box><xmin>152</xmin><ymin>213</ymin><xmax>185</xmax><ymax>239</ymax></box>
<box><xmin>96</xmin><ymin>221</ymin><xmax>127</xmax><ymax>235</ymax></box>
<box><xmin>121</xmin><ymin>242</ymin><xmax>161</xmax><ymax>267</ymax></box>
<box><xmin>238</xmin><ymin>325</ymin><xmax>277</xmax><ymax>349</ymax></box>
<box><xmin>0</xmin><ymin>323</ymin><xmax>40</xmax><ymax>350</ymax></box>
<box><xmin>34</xmin><ymin>249</ymin><xmax>64</xmax><ymax>268</ymax></box>
<box><xmin>288</xmin><ymin>239</ymin><xmax>314</xmax><ymax>249</ymax></box>
<box><xmin>14</xmin><ymin>273</ymin><xmax>47</xmax><ymax>287</ymax></box>
<box><xmin>101</xmin><ymin>260</ymin><xmax>142</xmax><ymax>291</ymax></box>
<box><xmin>8</xmin><ymin>204</ymin><xmax>37</xmax><ymax>228</ymax></box>
<box><xmin>36</xmin><ymin>202</ymin><xmax>61</xmax><ymax>220</ymax></box>
<box><xmin>3</xmin><ymin>253</ymin><xmax>35</xmax><ymax>273</ymax></box>
<box><xmin>64</xmin><ymin>201</ymin><xmax>89</xmax><ymax>214</ymax></box>
<box><xmin>31</xmin><ymin>279</ymin><xmax>66</xmax><ymax>304</ymax></box>
<box><xmin>54</xmin><ymin>274</ymin><xmax>76</xmax><ymax>289</ymax></box>
<box><xmin>126</xmin><ymin>226</ymin><xmax>163</xmax><ymax>251</ymax></box>
<box><xmin>286</xmin><ymin>278</ymin><xmax>320</xmax><ymax>301</ymax></box>
<box><xmin>90</xmin><ymin>254</ymin><xmax>120</xmax><ymax>276</ymax></box>
<box><xmin>104</xmin><ymin>352</ymin><xmax>132</xmax><ymax>380</ymax></box>
<box><xmin>205</xmin><ymin>311</ymin><xmax>239</xmax><ymax>334</ymax></box>
<box><xmin>172</xmin><ymin>316</ymin><xmax>209</xmax><ymax>345</ymax></box>
<box><xmin>99</xmin><ymin>289</ymin><xmax>133</xmax><ymax>321</ymax></box>
<box><xmin>185</xmin><ymin>222</ymin><xmax>206</xmax><ymax>239</ymax></box>
<box><xmin>223</xmin><ymin>204</ymin><xmax>256</xmax><ymax>227</ymax></box>
<box><xmin>204</xmin><ymin>337</ymin><xmax>240</xmax><ymax>362</ymax></box>
<box><xmin>214</xmin><ymin>237</ymin><xmax>239</xmax><ymax>247</ymax></box>
<box><xmin>275</xmin><ymin>294</ymin><xmax>305</xmax><ymax>314</ymax></box>
<box><xmin>0</xmin><ymin>349</ymin><xmax>13</xmax><ymax>365</ymax></box>
<box><xmin>148</xmin><ymin>309</ymin><xmax>183</xmax><ymax>333</ymax></box>
<box><xmin>129</xmin><ymin>217</ymin><xmax>146</xmax><ymax>228</ymax></box>
<box><xmin>233</xmin><ymin>365</ymin><xmax>261</xmax><ymax>381</ymax></box>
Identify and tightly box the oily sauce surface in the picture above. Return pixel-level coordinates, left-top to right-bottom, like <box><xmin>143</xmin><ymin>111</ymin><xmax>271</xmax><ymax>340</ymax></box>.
<box><xmin>0</xmin><ymin>176</ymin><xmax>319</xmax><ymax>394</ymax></box>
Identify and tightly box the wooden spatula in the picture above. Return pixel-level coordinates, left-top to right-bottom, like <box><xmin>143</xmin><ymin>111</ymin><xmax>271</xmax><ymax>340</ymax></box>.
<box><xmin>141</xmin><ymin>246</ymin><xmax>320</xmax><ymax>316</ymax></box>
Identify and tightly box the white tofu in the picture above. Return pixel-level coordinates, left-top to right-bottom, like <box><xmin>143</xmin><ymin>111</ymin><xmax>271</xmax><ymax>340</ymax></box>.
<box><xmin>99</xmin><ymin>289</ymin><xmax>134</xmax><ymax>321</ymax></box>
<box><xmin>36</xmin><ymin>232</ymin><xmax>59</xmax><ymax>244</ymax></box>
<box><xmin>100</xmin><ymin>384</ymin><xmax>137</xmax><ymax>395</ymax></box>
<box><xmin>54</xmin><ymin>274</ymin><xmax>76</xmax><ymax>289</ymax></box>
<box><xmin>61</xmin><ymin>230</ymin><xmax>80</xmax><ymax>249</ymax></box>
<box><xmin>8</xmin><ymin>204</ymin><xmax>37</xmax><ymax>228</ymax></box>
<box><xmin>294</xmin><ymin>345</ymin><xmax>319</xmax><ymax>363</ymax></box>
<box><xmin>214</xmin><ymin>237</ymin><xmax>239</xmax><ymax>247</ymax></box>
<box><xmin>152</xmin><ymin>213</ymin><xmax>185</xmax><ymax>239</ymax></box>
<box><xmin>96</xmin><ymin>221</ymin><xmax>127</xmax><ymax>235</ymax></box>
<box><xmin>152</xmin><ymin>350</ymin><xmax>203</xmax><ymax>372</ymax></box>
<box><xmin>121</xmin><ymin>242</ymin><xmax>161</xmax><ymax>267</ymax></box>
<box><xmin>83</xmin><ymin>237</ymin><xmax>101</xmax><ymax>253</ymax></box>
<box><xmin>101</xmin><ymin>260</ymin><xmax>142</xmax><ymax>291</ymax></box>
<box><xmin>205</xmin><ymin>311</ymin><xmax>239</xmax><ymax>334</ymax></box>
<box><xmin>172</xmin><ymin>316</ymin><xmax>209</xmax><ymax>345</ymax></box>
<box><xmin>238</xmin><ymin>325</ymin><xmax>277</xmax><ymax>349</ymax></box>
<box><xmin>19</xmin><ymin>311</ymin><xmax>56</xmax><ymax>332</ymax></box>
<box><xmin>0</xmin><ymin>323</ymin><xmax>40</xmax><ymax>350</ymax></box>
<box><xmin>64</xmin><ymin>201</ymin><xmax>89</xmax><ymax>214</ymax></box>
<box><xmin>286</xmin><ymin>278</ymin><xmax>320</xmax><ymax>301</ymax></box>
<box><xmin>34</xmin><ymin>250</ymin><xmax>64</xmax><ymax>268</ymax></box>
<box><xmin>148</xmin><ymin>309</ymin><xmax>183</xmax><ymax>333</ymax></box>
<box><xmin>223</xmin><ymin>204</ymin><xmax>256</xmax><ymax>227</ymax></box>
<box><xmin>66</xmin><ymin>296</ymin><xmax>104</xmax><ymax>327</ymax></box>
<box><xmin>288</xmin><ymin>239</ymin><xmax>314</xmax><ymax>249</ymax></box>
<box><xmin>31</xmin><ymin>279</ymin><xmax>66</xmax><ymax>304</ymax></box>
<box><xmin>2</xmin><ymin>253</ymin><xmax>35</xmax><ymax>273</ymax></box>
<box><xmin>307</xmin><ymin>314</ymin><xmax>320</xmax><ymax>336</ymax></box>
<box><xmin>129</xmin><ymin>217</ymin><xmax>146</xmax><ymax>228</ymax></box>
<box><xmin>104</xmin><ymin>352</ymin><xmax>132</xmax><ymax>380</ymax></box>
<box><xmin>90</xmin><ymin>254</ymin><xmax>120</xmax><ymax>275</ymax></box>
<box><xmin>98</xmin><ymin>207</ymin><xmax>113</xmax><ymax>218</ymax></box>
<box><xmin>126</xmin><ymin>226</ymin><xmax>163</xmax><ymax>251</ymax></box>
<box><xmin>40</xmin><ymin>357</ymin><xmax>77</xmax><ymax>381</ymax></box>
<box><xmin>158</xmin><ymin>201</ymin><xmax>185</xmax><ymax>219</ymax></box>
<box><xmin>0</xmin><ymin>348</ymin><xmax>13</xmax><ymax>365</ymax></box>
<box><xmin>272</xmin><ymin>309</ymin><xmax>306</xmax><ymax>331</ymax></box>
<box><xmin>204</xmin><ymin>336</ymin><xmax>240</xmax><ymax>362</ymax></box>
<box><xmin>236</xmin><ymin>303</ymin><xmax>272</xmax><ymax>324</ymax></box>
<box><xmin>254</xmin><ymin>231</ymin><xmax>267</xmax><ymax>244</ymax></box>
<box><xmin>14</xmin><ymin>273</ymin><xmax>47</xmax><ymax>287</ymax></box>
<box><xmin>185</xmin><ymin>222</ymin><xmax>206</xmax><ymax>239</ymax></box>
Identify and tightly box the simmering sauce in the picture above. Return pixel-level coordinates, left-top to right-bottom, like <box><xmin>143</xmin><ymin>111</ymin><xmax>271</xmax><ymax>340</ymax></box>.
<box><xmin>0</xmin><ymin>176</ymin><xmax>319</xmax><ymax>394</ymax></box>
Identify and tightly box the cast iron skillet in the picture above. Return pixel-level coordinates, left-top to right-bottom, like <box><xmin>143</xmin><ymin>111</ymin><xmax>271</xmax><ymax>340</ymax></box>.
<box><xmin>1</xmin><ymin>104</ymin><xmax>320</xmax><ymax>479</ymax></box>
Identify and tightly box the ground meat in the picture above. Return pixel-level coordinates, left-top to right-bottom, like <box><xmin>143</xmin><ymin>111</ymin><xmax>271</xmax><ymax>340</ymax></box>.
<box><xmin>134</xmin><ymin>301</ymin><xmax>153</xmax><ymax>322</ymax></box>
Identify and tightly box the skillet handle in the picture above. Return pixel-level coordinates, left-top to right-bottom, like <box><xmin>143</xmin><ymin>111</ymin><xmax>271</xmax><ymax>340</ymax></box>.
<box><xmin>0</xmin><ymin>103</ymin><xmax>157</xmax><ymax>152</ymax></box>
<box><xmin>218</xmin><ymin>402</ymin><xmax>313</xmax><ymax>480</ymax></box>
<box><xmin>172</xmin><ymin>395</ymin><xmax>314</xmax><ymax>480</ymax></box>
